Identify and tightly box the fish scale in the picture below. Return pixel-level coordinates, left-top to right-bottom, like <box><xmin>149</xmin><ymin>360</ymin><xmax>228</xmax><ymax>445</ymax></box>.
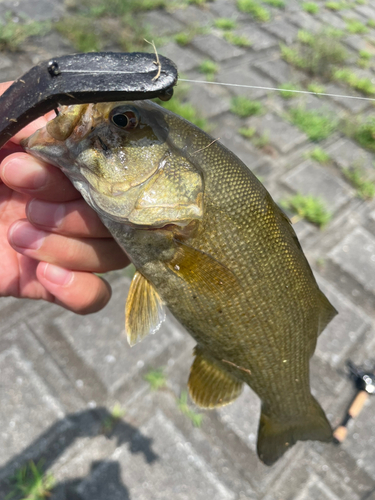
<box><xmin>23</xmin><ymin>99</ymin><xmax>337</xmax><ymax>466</ymax></box>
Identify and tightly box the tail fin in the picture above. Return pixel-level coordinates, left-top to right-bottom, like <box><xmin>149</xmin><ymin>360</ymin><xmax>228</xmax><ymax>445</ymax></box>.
<box><xmin>257</xmin><ymin>396</ymin><xmax>332</xmax><ymax>466</ymax></box>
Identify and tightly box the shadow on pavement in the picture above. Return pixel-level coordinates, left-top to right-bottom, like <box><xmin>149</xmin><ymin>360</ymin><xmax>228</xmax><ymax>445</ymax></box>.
<box><xmin>0</xmin><ymin>407</ymin><xmax>159</xmax><ymax>499</ymax></box>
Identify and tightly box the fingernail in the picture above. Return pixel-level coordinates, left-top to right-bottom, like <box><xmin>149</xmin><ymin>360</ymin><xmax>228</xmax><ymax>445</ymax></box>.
<box><xmin>2</xmin><ymin>156</ymin><xmax>48</xmax><ymax>189</ymax></box>
<box><xmin>43</xmin><ymin>263</ymin><xmax>74</xmax><ymax>286</ymax></box>
<box><xmin>28</xmin><ymin>199</ymin><xmax>65</xmax><ymax>228</ymax></box>
<box><xmin>9</xmin><ymin>221</ymin><xmax>46</xmax><ymax>250</ymax></box>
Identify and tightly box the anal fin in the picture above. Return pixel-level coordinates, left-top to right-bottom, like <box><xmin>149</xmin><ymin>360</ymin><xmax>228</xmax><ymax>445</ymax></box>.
<box><xmin>125</xmin><ymin>271</ymin><xmax>165</xmax><ymax>347</ymax></box>
<box><xmin>188</xmin><ymin>347</ymin><xmax>243</xmax><ymax>408</ymax></box>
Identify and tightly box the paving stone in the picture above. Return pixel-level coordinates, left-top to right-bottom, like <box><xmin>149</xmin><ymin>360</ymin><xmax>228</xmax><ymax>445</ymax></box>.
<box><xmin>141</xmin><ymin>10</ymin><xmax>184</xmax><ymax>36</ymax></box>
<box><xmin>343</xmin><ymin>34</ymin><xmax>373</xmax><ymax>53</ymax></box>
<box><xmin>248</xmin><ymin>112</ymin><xmax>307</xmax><ymax>154</ymax></box>
<box><xmin>254</xmin><ymin>57</ymin><xmax>304</xmax><ymax>84</ymax></box>
<box><xmin>283</xmin><ymin>160</ymin><xmax>354</xmax><ymax>213</ymax></box>
<box><xmin>0</xmin><ymin>53</ymin><xmax>13</xmax><ymax>70</ymax></box>
<box><xmin>263</xmin><ymin>20</ymin><xmax>299</xmax><ymax>45</ymax></box>
<box><xmin>216</xmin><ymin>63</ymin><xmax>274</xmax><ymax>100</ymax></box>
<box><xmin>209</xmin><ymin>0</ymin><xmax>248</xmax><ymax>20</ymax></box>
<box><xmin>326</xmin><ymin>138</ymin><xmax>375</xmax><ymax>175</ymax></box>
<box><xmin>355</xmin><ymin>4</ymin><xmax>375</xmax><ymax>20</ymax></box>
<box><xmin>316</xmin><ymin>10</ymin><xmax>347</xmax><ymax>30</ymax></box>
<box><xmin>171</xmin><ymin>4</ymin><xmax>215</xmax><ymax>26</ymax></box>
<box><xmin>76</xmin><ymin>410</ymin><xmax>236</xmax><ymax>500</ymax></box>
<box><xmin>0</xmin><ymin>0</ymin><xmax>64</xmax><ymax>21</ymax></box>
<box><xmin>52</xmin><ymin>277</ymin><xmax>185</xmax><ymax>395</ymax></box>
<box><xmin>288</xmin><ymin>10</ymin><xmax>323</xmax><ymax>31</ymax></box>
<box><xmin>186</xmin><ymin>79</ymin><xmax>231</xmax><ymax>119</ymax></box>
<box><xmin>232</xmin><ymin>25</ymin><xmax>279</xmax><ymax>51</ymax></box>
<box><xmin>191</xmin><ymin>33</ymin><xmax>245</xmax><ymax>62</ymax></box>
<box><xmin>315</xmin><ymin>277</ymin><xmax>371</xmax><ymax>367</ymax></box>
<box><xmin>329</xmin><ymin>227</ymin><xmax>375</xmax><ymax>296</ymax></box>
<box><xmin>322</xmin><ymin>83</ymin><xmax>370</xmax><ymax>114</ymax></box>
<box><xmin>0</xmin><ymin>346</ymin><xmax>65</xmax><ymax>468</ymax></box>
<box><xmin>159</xmin><ymin>41</ymin><xmax>203</xmax><ymax>72</ymax></box>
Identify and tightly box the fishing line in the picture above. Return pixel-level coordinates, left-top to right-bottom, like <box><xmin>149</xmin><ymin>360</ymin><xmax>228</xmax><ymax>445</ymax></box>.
<box><xmin>179</xmin><ymin>78</ymin><xmax>375</xmax><ymax>103</ymax></box>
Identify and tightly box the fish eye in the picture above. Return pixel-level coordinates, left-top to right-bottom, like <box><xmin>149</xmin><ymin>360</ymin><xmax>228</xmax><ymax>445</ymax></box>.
<box><xmin>110</xmin><ymin>107</ymin><xmax>140</xmax><ymax>130</ymax></box>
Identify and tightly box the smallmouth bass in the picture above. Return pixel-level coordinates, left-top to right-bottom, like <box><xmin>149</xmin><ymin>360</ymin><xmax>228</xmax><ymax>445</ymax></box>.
<box><xmin>23</xmin><ymin>100</ymin><xmax>337</xmax><ymax>465</ymax></box>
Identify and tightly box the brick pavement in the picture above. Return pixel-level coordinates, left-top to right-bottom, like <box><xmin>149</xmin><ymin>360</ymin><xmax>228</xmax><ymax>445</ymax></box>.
<box><xmin>1</xmin><ymin>0</ymin><xmax>375</xmax><ymax>498</ymax></box>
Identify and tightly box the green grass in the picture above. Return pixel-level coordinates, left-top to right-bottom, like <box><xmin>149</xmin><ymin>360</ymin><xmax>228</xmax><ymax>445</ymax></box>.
<box><xmin>5</xmin><ymin>460</ymin><xmax>55</xmax><ymax>500</ymax></box>
<box><xmin>307</xmin><ymin>82</ymin><xmax>326</xmax><ymax>94</ymax></box>
<box><xmin>0</xmin><ymin>16</ymin><xmax>51</xmax><ymax>51</ymax></box>
<box><xmin>144</xmin><ymin>368</ymin><xmax>167</xmax><ymax>390</ymax></box>
<box><xmin>281</xmin><ymin>30</ymin><xmax>347</xmax><ymax>77</ymax></box>
<box><xmin>214</xmin><ymin>17</ymin><xmax>237</xmax><ymax>30</ymax></box>
<box><xmin>354</xmin><ymin>118</ymin><xmax>375</xmax><ymax>152</ymax></box>
<box><xmin>281</xmin><ymin>194</ymin><xmax>331</xmax><ymax>227</ymax></box>
<box><xmin>325</xmin><ymin>1</ymin><xmax>348</xmax><ymax>10</ymax></box>
<box><xmin>346</xmin><ymin>19</ymin><xmax>368</xmax><ymax>34</ymax></box>
<box><xmin>333</xmin><ymin>68</ymin><xmax>375</xmax><ymax>95</ymax></box>
<box><xmin>289</xmin><ymin>107</ymin><xmax>337</xmax><ymax>141</ymax></box>
<box><xmin>343</xmin><ymin>167</ymin><xmax>375</xmax><ymax>199</ymax></box>
<box><xmin>174</xmin><ymin>32</ymin><xmax>191</xmax><ymax>46</ymax></box>
<box><xmin>237</xmin><ymin>0</ymin><xmax>270</xmax><ymax>22</ymax></box>
<box><xmin>230</xmin><ymin>96</ymin><xmax>264</xmax><ymax>117</ymax></box>
<box><xmin>302</xmin><ymin>2</ymin><xmax>319</xmax><ymax>13</ymax></box>
<box><xmin>262</xmin><ymin>0</ymin><xmax>285</xmax><ymax>7</ymax></box>
<box><xmin>224</xmin><ymin>32</ymin><xmax>252</xmax><ymax>47</ymax></box>
<box><xmin>252</xmin><ymin>133</ymin><xmax>269</xmax><ymax>148</ymax></box>
<box><xmin>279</xmin><ymin>82</ymin><xmax>300</xmax><ymax>99</ymax></box>
<box><xmin>101</xmin><ymin>403</ymin><xmax>126</xmax><ymax>433</ymax></box>
<box><xmin>198</xmin><ymin>59</ymin><xmax>219</xmax><ymax>80</ymax></box>
<box><xmin>368</xmin><ymin>19</ymin><xmax>375</xmax><ymax>28</ymax></box>
<box><xmin>178</xmin><ymin>391</ymin><xmax>204</xmax><ymax>427</ymax></box>
<box><xmin>306</xmin><ymin>146</ymin><xmax>331</xmax><ymax>163</ymax></box>
<box><xmin>238</xmin><ymin>126</ymin><xmax>256</xmax><ymax>138</ymax></box>
<box><xmin>359</xmin><ymin>50</ymin><xmax>372</xmax><ymax>60</ymax></box>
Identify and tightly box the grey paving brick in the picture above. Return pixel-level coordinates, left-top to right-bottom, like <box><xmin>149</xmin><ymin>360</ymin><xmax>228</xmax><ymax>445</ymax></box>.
<box><xmin>315</xmin><ymin>277</ymin><xmax>371</xmax><ymax>367</ymax></box>
<box><xmin>0</xmin><ymin>0</ymin><xmax>64</xmax><ymax>21</ymax></box>
<box><xmin>323</xmin><ymin>83</ymin><xmax>370</xmax><ymax>114</ymax></box>
<box><xmin>329</xmin><ymin>227</ymin><xmax>375</xmax><ymax>296</ymax></box>
<box><xmin>0</xmin><ymin>53</ymin><xmax>13</xmax><ymax>70</ymax></box>
<box><xmin>232</xmin><ymin>25</ymin><xmax>279</xmax><ymax>51</ymax></box>
<box><xmin>288</xmin><ymin>10</ymin><xmax>323</xmax><ymax>31</ymax></box>
<box><xmin>316</xmin><ymin>10</ymin><xmax>347</xmax><ymax>30</ymax></box>
<box><xmin>283</xmin><ymin>160</ymin><xmax>354</xmax><ymax>213</ymax></box>
<box><xmin>0</xmin><ymin>346</ymin><xmax>65</xmax><ymax>468</ymax></box>
<box><xmin>191</xmin><ymin>33</ymin><xmax>245</xmax><ymax>62</ymax></box>
<box><xmin>172</xmin><ymin>4</ymin><xmax>215</xmax><ymax>26</ymax></box>
<box><xmin>216</xmin><ymin>63</ymin><xmax>274</xmax><ymax>100</ymax></box>
<box><xmin>263</xmin><ymin>20</ymin><xmax>299</xmax><ymax>45</ymax></box>
<box><xmin>248</xmin><ymin>112</ymin><xmax>307</xmax><ymax>154</ymax></box>
<box><xmin>254</xmin><ymin>57</ymin><xmax>304</xmax><ymax>84</ymax></box>
<box><xmin>186</xmin><ymin>80</ymin><xmax>231</xmax><ymax>118</ymax></box>
<box><xmin>76</xmin><ymin>410</ymin><xmax>236</xmax><ymax>500</ymax></box>
<box><xmin>141</xmin><ymin>10</ymin><xmax>184</xmax><ymax>36</ymax></box>
<box><xmin>355</xmin><ymin>4</ymin><xmax>375</xmax><ymax>20</ymax></box>
<box><xmin>159</xmin><ymin>41</ymin><xmax>203</xmax><ymax>72</ymax></box>
<box><xmin>326</xmin><ymin>138</ymin><xmax>375</xmax><ymax>175</ymax></box>
<box><xmin>209</xmin><ymin>0</ymin><xmax>248</xmax><ymax>20</ymax></box>
<box><xmin>52</xmin><ymin>277</ymin><xmax>185</xmax><ymax>395</ymax></box>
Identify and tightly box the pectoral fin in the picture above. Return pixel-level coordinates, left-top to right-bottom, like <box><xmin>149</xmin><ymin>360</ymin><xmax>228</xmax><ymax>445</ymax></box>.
<box><xmin>168</xmin><ymin>240</ymin><xmax>240</xmax><ymax>297</ymax></box>
<box><xmin>188</xmin><ymin>347</ymin><xmax>243</xmax><ymax>408</ymax></box>
<box><xmin>125</xmin><ymin>271</ymin><xmax>165</xmax><ymax>347</ymax></box>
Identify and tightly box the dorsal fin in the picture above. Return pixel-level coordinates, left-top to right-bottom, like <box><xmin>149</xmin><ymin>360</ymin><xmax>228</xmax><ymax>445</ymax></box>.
<box><xmin>125</xmin><ymin>271</ymin><xmax>165</xmax><ymax>347</ymax></box>
<box><xmin>188</xmin><ymin>347</ymin><xmax>243</xmax><ymax>408</ymax></box>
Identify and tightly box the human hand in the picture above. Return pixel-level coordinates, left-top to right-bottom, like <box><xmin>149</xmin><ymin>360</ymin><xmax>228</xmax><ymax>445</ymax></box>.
<box><xmin>0</xmin><ymin>81</ymin><xmax>130</xmax><ymax>314</ymax></box>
